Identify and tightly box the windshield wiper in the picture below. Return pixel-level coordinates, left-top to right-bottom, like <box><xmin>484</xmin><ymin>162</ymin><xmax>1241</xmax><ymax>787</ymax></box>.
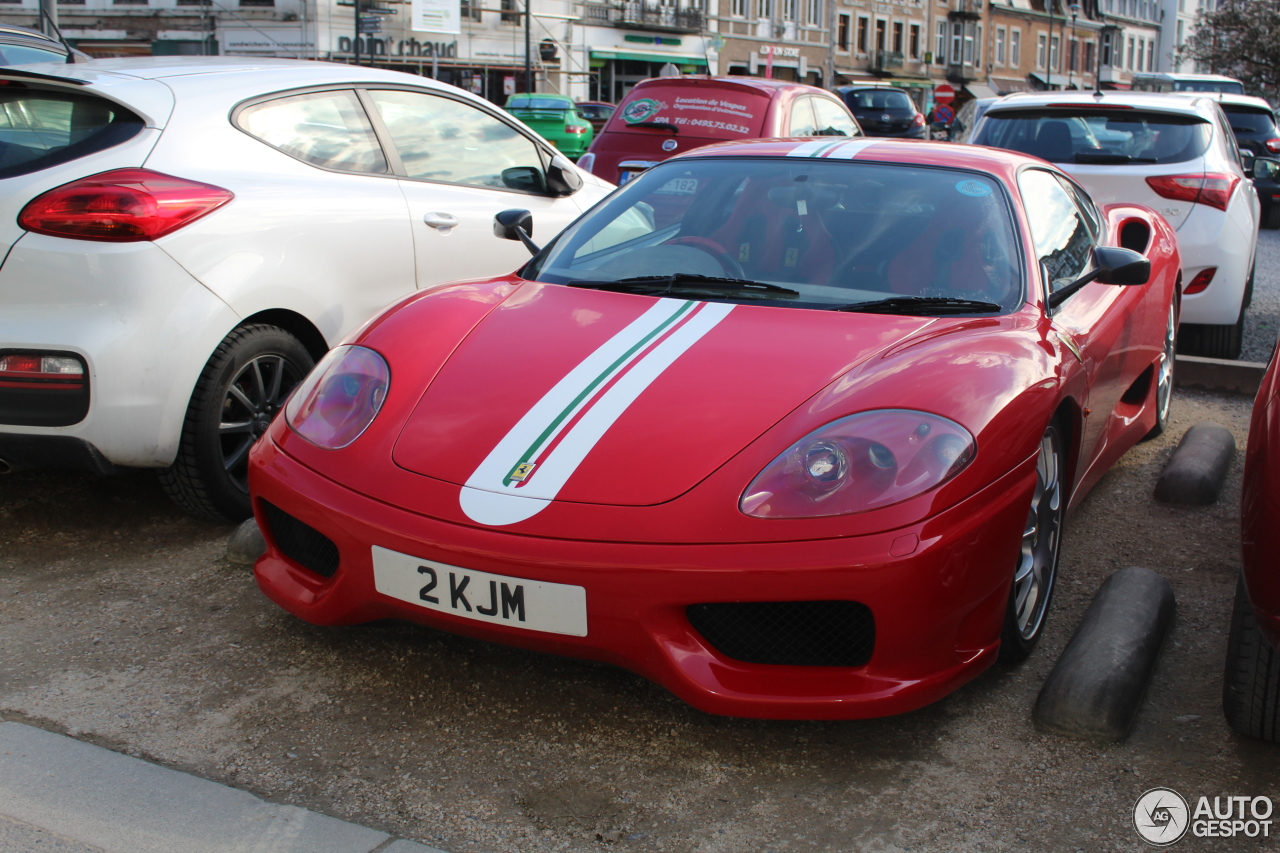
<box><xmin>567</xmin><ymin>273</ymin><xmax>799</xmax><ymax>297</ymax></box>
<box><xmin>830</xmin><ymin>296</ymin><xmax>1002</xmax><ymax>315</ymax></box>
<box><xmin>1072</xmin><ymin>152</ymin><xmax>1159</xmax><ymax>164</ymax></box>
<box><xmin>628</xmin><ymin>122</ymin><xmax>679</xmax><ymax>134</ymax></box>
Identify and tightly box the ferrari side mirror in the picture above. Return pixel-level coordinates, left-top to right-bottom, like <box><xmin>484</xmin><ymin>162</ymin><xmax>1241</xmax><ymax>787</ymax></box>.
<box><xmin>493</xmin><ymin>209</ymin><xmax>540</xmax><ymax>256</ymax></box>
<box><xmin>1049</xmin><ymin>246</ymin><xmax>1150</xmax><ymax>308</ymax></box>
<box><xmin>1093</xmin><ymin>246</ymin><xmax>1151</xmax><ymax>286</ymax></box>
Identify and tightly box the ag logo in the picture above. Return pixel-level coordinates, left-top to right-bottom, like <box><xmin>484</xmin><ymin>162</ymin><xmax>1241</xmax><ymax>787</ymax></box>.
<box><xmin>1134</xmin><ymin>788</ymin><xmax>1190</xmax><ymax>846</ymax></box>
<box><xmin>622</xmin><ymin>98</ymin><xmax>663</xmax><ymax>124</ymax></box>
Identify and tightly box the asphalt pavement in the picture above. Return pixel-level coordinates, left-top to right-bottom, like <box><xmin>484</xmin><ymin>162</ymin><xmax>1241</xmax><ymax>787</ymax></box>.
<box><xmin>1241</xmin><ymin>225</ymin><xmax>1280</xmax><ymax>363</ymax></box>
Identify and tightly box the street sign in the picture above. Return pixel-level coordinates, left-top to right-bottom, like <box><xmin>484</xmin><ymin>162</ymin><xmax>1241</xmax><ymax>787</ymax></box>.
<box><xmin>934</xmin><ymin>84</ymin><xmax>955</xmax><ymax>105</ymax></box>
<box><xmin>359</xmin><ymin>14</ymin><xmax>382</xmax><ymax>32</ymax></box>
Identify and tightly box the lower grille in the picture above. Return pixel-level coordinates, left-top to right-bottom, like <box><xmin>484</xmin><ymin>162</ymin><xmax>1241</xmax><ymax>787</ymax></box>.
<box><xmin>260</xmin><ymin>501</ymin><xmax>340</xmax><ymax>578</ymax></box>
<box><xmin>687</xmin><ymin>600</ymin><xmax>875</xmax><ymax>667</ymax></box>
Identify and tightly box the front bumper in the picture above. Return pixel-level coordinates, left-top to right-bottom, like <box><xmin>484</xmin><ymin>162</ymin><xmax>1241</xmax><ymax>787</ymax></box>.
<box><xmin>250</xmin><ymin>434</ymin><xmax>1038</xmax><ymax>720</ymax></box>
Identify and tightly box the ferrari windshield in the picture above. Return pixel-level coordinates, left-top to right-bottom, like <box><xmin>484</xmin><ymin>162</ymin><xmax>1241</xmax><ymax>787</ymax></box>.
<box><xmin>529</xmin><ymin>157</ymin><xmax>1023</xmax><ymax>313</ymax></box>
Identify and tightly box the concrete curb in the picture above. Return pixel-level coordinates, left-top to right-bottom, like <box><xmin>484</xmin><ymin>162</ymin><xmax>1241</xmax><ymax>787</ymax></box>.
<box><xmin>1153</xmin><ymin>422</ymin><xmax>1236</xmax><ymax>506</ymax></box>
<box><xmin>0</xmin><ymin>722</ymin><xmax>446</xmax><ymax>853</ymax></box>
<box><xmin>1174</xmin><ymin>354</ymin><xmax>1267</xmax><ymax>397</ymax></box>
<box><xmin>1033</xmin><ymin>567</ymin><xmax>1176</xmax><ymax>743</ymax></box>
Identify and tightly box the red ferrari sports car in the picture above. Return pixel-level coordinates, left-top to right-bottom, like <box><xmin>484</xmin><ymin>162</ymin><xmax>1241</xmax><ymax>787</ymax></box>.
<box><xmin>1227</xmin><ymin>344</ymin><xmax>1280</xmax><ymax>740</ymax></box>
<box><xmin>250</xmin><ymin>138</ymin><xmax>1180</xmax><ymax>720</ymax></box>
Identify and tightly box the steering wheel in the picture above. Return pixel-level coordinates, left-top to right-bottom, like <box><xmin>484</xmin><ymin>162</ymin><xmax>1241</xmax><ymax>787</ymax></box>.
<box><xmin>667</xmin><ymin>236</ymin><xmax>746</xmax><ymax>279</ymax></box>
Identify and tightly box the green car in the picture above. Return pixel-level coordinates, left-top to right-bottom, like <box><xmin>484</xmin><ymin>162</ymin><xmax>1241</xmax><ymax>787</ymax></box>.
<box><xmin>504</xmin><ymin>94</ymin><xmax>594</xmax><ymax>160</ymax></box>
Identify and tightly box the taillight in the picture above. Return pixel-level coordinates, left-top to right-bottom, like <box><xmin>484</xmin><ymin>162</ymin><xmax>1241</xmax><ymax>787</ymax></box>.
<box><xmin>1184</xmin><ymin>268</ymin><xmax>1216</xmax><ymax>294</ymax></box>
<box><xmin>0</xmin><ymin>352</ymin><xmax>85</xmax><ymax>389</ymax></box>
<box><xmin>1145</xmin><ymin>173</ymin><xmax>1239</xmax><ymax>211</ymax></box>
<box><xmin>18</xmin><ymin>169</ymin><xmax>234</xmax><ymax>242</ymax></box>
<box><xmin>566</xmin><ymin>125</ymin><xmax>588</xmax><ymax>134</ymax></box>
<box><xmin>1266</xmin><ymin>138</ymin><xmax>1280</xmax><ymax>153</ymax></box>
<box><xmin>911</xmin><ymin>113</ymin><xmax>925</xmax><ymax>128</ymax></box>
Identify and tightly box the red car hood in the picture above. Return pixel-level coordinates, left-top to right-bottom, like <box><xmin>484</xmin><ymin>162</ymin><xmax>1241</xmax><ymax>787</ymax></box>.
<box><xmin>392</xmin><ymin>282</ymin><xmax>933</xmax><ymax>520</ymax></box>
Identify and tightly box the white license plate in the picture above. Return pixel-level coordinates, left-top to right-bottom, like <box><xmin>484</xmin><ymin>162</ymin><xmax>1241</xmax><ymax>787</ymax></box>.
<box><xmin>371</xmin><ymin>545</ymin><xmax>587</xmax><ymax>636</ymax></box>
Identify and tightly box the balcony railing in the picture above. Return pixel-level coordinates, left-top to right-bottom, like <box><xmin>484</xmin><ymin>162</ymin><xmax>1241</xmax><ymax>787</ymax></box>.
<box><xmin>582</xmin><ymin>2</ymin><xmax>705</xmax><ymax>32</ymax></box>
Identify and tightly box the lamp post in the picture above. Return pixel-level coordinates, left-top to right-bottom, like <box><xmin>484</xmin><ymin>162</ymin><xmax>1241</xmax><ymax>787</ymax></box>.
<box><xmin>524</xmin><ymin>0</ymin><xmax>533</xmax><ymax>93</ymax></box>
<box><xmin>1067</xmin><ymin>3</ymin><xmax>1079</xmax><ymax>87</ymax></box>
<box><xmin>1046</xmin><ymin>0</ymin><xmax>1054</xmax><ymax>90</ymax></box>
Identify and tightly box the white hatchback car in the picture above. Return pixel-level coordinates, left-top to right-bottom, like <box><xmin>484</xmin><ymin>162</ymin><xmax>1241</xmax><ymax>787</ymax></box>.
<box><xmin>0</xmin><ymin>58</ymin><xmax>612</xmax><ymax>521</ymax></box>
<box><xmin>973</xmin><ymin>91</ymin><xmax>1259</xmax><ymax>359</ymax></box>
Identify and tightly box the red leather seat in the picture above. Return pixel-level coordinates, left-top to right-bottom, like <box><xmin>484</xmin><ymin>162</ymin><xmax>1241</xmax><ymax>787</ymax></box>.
<box><xmin>706</xmin><ymin>178</ymin><xmax>838</xmax><ymax>284</ymax></box>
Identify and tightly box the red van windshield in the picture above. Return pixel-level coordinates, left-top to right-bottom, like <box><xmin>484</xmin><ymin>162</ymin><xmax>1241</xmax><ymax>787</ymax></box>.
<box><xmin>612</xmin><ymin>86</ymin><xmax>769</xmax><ymax>140</ymax></box>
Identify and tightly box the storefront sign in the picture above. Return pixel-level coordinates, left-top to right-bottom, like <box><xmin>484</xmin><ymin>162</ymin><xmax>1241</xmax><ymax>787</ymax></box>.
<box><xmin>219</xmin><ymin>26</ymin><xmax>315</xmax><ymax>56</ymax></box>
<box><xmin>335</xmin><ymin>36</ymin><xmax>458</xmax><ymax>57</ymax></box>
<box><xmin>411</xmin><ymin>0</ymin><xmax>461</xmax><ymax>34</ymax></box>
<box><xmin>758</xmin><ymin>45</ymin><xmax>800</xmax><ymax>58</ymax></box>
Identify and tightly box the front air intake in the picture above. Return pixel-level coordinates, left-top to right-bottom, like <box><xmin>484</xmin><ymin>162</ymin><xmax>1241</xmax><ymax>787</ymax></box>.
<box><xmin>259</xmin><ymin>501</ymin><xmax>340</xmax><ymax>578</ymax></box>
<box><xmin>687</xmin><ymin>600</ymin><xmax>875</xmax><ymax>667</ymax></box>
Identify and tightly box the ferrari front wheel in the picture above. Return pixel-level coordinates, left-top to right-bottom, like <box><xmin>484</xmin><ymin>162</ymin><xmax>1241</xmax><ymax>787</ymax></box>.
<box><xmin>999</xmin><ymin>423</ymin><xmax>1064</xmax><ymax>663</ymax></box>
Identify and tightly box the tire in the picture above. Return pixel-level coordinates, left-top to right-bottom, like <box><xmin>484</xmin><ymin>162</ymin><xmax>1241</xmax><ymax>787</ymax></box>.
<box><xmin>999</xmin><ymin>422</ymin><xmax>1065</xmax><ymax>663</ymax></box>
<box><xmin>1141</xmin><ymin>301</ymin><xmax>1177</xmax><ymax>441</ymax></box>
<box><xmin>159</xmin><ymin>324</ymin><xmax>314</xmax><ymax>523</ymax></box>
<box><xmin>1180</xmin><ymin>316</ymin><xmax>1243</xmax><ymax>361</ymax></box>
<box><xmin>1223</xmin><ymin>573</ymin><xmax>1280</xmax><ymax>741</ymax></box>
<box><xmin>1265</xmin><ymin>205</ymin><xmax>1280</xmax><ymax>230</ymax></box>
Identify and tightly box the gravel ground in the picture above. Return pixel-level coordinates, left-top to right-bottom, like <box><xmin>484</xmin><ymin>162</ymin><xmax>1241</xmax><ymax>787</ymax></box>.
<box><xmin>1</xmin><ymin>390</ymin><xmax>1277</xmax><ymax>853</ymax></box>
<box><xmin>1242</xmin><ymin>226</ymin><xmax>1280</xmax><ymax>364</ymax></box>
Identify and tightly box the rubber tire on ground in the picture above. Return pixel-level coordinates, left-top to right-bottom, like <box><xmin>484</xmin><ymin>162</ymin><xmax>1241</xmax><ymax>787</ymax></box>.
<box><xmin>1223</xmin><ymin>573</ymin><xmax>1280</xmax><ymax>741</ymax></box>
<box><xmin>159</xmin><ymin>324</ymin><xmax>314</xmax><ymax>523</ymax></box>
<box><xmin>998</xmin><ymin>421</ymin><xmax>1065</xmax><ymax>663</ymax></box>
<box><xmin>1265</xmin><ymin>205</ymin><xmax>1280</xmax><ymax>230</ymax></box>
<box><xmin>1180</xmin><ymin>314</ymin><xmax>1244</xmax><ymax>361</ymax></box>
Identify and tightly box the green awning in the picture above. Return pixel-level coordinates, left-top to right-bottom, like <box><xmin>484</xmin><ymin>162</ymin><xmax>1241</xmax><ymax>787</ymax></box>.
<box><xmin>590</xmin><ymin>49</ymin><xmax>707</xmax><ymax>65</ymax></box>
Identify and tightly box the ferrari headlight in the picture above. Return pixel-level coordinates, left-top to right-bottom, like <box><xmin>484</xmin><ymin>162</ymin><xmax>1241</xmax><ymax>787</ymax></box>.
<box><xmin>740</xmin><ymin>410</ymin><xmax>975</xmax><ymax>519</ymax></box>
<box><xmin>284</xmin><ymin>345</ymin><xmax>389</xmax><ymax>450</ymax></box>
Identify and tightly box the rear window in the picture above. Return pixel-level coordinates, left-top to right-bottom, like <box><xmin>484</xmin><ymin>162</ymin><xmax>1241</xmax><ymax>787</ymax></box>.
<box><xmin>1223</xmin><ymin>106</ymin><xmax>1277</xmax><ymax>135</ymax></box>
<box><xmin>611</xmin><ymin>87</ymin><xmax>768</xmax><ymax>140</ymax></box>
<box><xmin>846</xmin><ymin>89</ymin><xmax>914</xmax><ymax>112</ymax></box>
<box><xmin>0</xmin><ymin>89</ymin><xmax>144</xmax><ymax>179</ymax></box>
<box><xmin>0</xmin><ymin>44</ymin><xmax>66</xmax><ymax>65</ymax></box>
<box><xmin>506</xmin><ymin>97</ymin><xmax>571</xmax><ymax>111</ymax></box>
<box><xmin>1174</xmin><ymin>80</ymin><xmax>1244</xmax><ymax>94</ymax></box>
<box><xmin>974</xmin><ymin>108</ymin><xmax>1213</xmax><ymax>165</ymax></box>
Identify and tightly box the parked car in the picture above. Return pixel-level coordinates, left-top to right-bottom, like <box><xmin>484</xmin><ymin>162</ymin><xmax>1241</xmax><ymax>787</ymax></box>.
<box><xmin>949</xmin><ymin>96</ymin><xmax>998</xmax><ymax>145</ymax></box>
<box><xmin>0</xmin><ymin>57</ymin><xmax>612</xmax><ymax>522</ymax></box>
<box><xmin>1130</xmin><ymin>72</ymin><xmax>1244</xmax><ymax>94</ymax></box>
<box><xmin>1226</xmin><ymin>340</ymin><xmax>1280</xmax><ymax>741</ymax></box>
<box><xmin>250</xmin><ymin>137</ymin><xmax>1179</xmax><ymax>720</ymax></box>
<box><xmin>1217</xmin><ymin>93</ymin><xmax>1280</xmax><ymax>159</ymax></box>
<box><xmin>0</xmin><ymin>24</ymin><xmax>89</xmax><ymax>65</ymax></box>
<box><xmin>504</xmin><ymin>93</ymin><xmax>594</xmax><ymax>160</ymax></box>
<box><xmin>576</xmin><ymin>76</ymin><xmax>862</xmax><ymax>185</ymax></box>
<box><xmin>575</xmin><ymin>100</ymin><xmax>615</xmax><ymax>136</ymax></box>
<box><xmin>1252</xmin><ymin>157</ymin><xmax>1280</xmax><ymax>230</ymax></box>
<box><xmin>832</xmin><ymin>84</ymin><xmax>927</xmax><ymax>139</ymax></box>
<box><xmin>974</xmin><ymin>91</ymin><xmax>1259</xmax><ymax>360</ymax></box>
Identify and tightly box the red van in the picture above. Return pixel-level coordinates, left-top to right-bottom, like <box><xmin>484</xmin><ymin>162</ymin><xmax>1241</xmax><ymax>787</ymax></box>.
<box><xmin>577</xmin><ymin>76</ymin><xmax>862</xmax><ymax>185</ymax></box>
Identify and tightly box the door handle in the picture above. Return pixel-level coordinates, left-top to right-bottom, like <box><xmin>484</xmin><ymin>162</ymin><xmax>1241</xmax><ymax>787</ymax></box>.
<box><xmin>424</xmin><ymin>212</ymin><xmax>460</xmax><ymax>231</ymax></box>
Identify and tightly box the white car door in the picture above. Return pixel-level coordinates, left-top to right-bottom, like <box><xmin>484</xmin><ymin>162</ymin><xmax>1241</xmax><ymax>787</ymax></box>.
<box><xmin>365</xmin><ymin>88</ymin><xmax>592</xmax><ymax>287</ymax></box>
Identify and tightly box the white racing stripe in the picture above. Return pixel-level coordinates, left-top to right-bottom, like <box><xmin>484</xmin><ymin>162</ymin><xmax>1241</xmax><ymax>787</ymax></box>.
<box><xmin>784</xmin><ymin>138</ymin><xmax>881</xmax><ymax>160</ymax></box>
<box><xmin>460</xmin><ymin>300</ymin><xmax>734</xmax><ymax>526</ymax></box>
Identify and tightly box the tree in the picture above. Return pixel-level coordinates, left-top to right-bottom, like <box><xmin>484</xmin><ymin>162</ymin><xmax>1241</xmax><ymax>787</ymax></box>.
<box><xmin>1178</xmin><ymin>0</ymin><xmax>1280</xmax><ymax>99</ymax></box>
